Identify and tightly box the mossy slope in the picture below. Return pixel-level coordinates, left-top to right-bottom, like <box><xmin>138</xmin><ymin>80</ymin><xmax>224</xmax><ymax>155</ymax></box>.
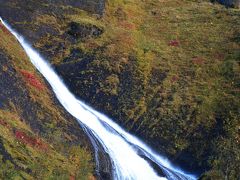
<box><xmin>0</xmin><ymin>20</ymin><xmax>94</xmax><ymax>179</ymax></box>
<box><xmin>0</xmin><ymin>0</ymin><xmax>239</xmax><ymax>179</ymax></box>
<box><xmin>56</xmin><ymin>1</ymin><xmax>240</xmax><ymax>178</ymax></box>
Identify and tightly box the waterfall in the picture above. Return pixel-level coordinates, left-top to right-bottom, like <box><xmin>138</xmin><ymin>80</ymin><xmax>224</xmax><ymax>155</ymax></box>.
<box><xmin>0</xmin><ymin>17</ymin><xmax>196</xmax><ymax>180</ymax></box>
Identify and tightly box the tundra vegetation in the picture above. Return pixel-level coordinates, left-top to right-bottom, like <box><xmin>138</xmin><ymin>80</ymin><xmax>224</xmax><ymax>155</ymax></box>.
<box><xmin>0</xmin><ymin>0</ymin><xmax>239</xmax><ymax>179</ymax></box>
<box><xmin>0</xmin><ymin>18</ymin><xmax>94</xmax><ymax>180</ymax></box>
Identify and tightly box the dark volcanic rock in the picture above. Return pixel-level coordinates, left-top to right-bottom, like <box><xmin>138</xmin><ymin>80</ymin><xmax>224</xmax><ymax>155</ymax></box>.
<box><xmin>0</xmin><ymin>138</ymin><xmax>14</xmax><ymax>164</ymax></box>
<box><xmin>67</xmin><ymin>22</ymin><xmax>104</xmax><ymax>41</ymax></box>
<box><xmin>0</xmin><ymin>0</ymin><xmax>59</xmax><ymax>42</ymax></box>
<box><xmin>0</xmin><ymin>0</ymin><xmax>105</xmax><ymax>43</ymax></box>
<box><xmin>63</xmin><ymin>48</ymin><xmax>95</xmax><ymax>63</ymax></box>
<box><xmin>212</xmin><ymin>0</ymin><xmax>240</xmax><ymax>8</ymax></box>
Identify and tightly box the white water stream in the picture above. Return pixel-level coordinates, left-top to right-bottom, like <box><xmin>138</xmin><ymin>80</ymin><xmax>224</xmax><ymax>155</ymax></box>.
<box><xmin>1</xmin><ymin>18</ymin><xmax>196</xmax><ymax>180</ymax></box>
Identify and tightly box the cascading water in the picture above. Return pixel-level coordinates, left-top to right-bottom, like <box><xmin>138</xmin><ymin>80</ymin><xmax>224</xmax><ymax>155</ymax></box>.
<box><xmin>0</xmin><ymin>18</ymin><xmax>197</xmax><ymax>180</ymax></box>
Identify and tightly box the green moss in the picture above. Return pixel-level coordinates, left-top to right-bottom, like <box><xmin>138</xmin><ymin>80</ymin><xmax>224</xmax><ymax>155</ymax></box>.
<box><xmin>0</xmin><ymin>20</ymin><xmax>94</xmax><ymax>179</ymax></box>
<box><xmin>44</xmin><ymin>0</ymin><xmax>239</xmax><ymax>177</ymax></box>
<box><xmin>0</xmin><ymin>0</ymin><xmax>239</xmax><ymax>178</ymax></box>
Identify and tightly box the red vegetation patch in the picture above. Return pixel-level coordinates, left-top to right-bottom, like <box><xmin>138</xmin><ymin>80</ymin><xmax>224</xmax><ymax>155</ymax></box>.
<box><xmin>119</xmin><ymin>21</ymin><xmax>136</xmax><ymax>30</ymax></box>
<box><xmin>171</xmin><ymin>75</ymin><xmax>179</xmax><ymax>83</ymax></box>
<box><xmin>115</xmin><ymin>32</ymin><xmax>135</xmax><ymax>50</ymax></box>
<box><xmin>192</xmin><ymin>57</ymin><xmax>205</xmax><ymax>65</ymax></box>
<box><xmin>168</xmin><ymin>40</ymin><xmax>180</xmax><ymax>47</ymax></box>
<box><xmin>0</xmin><ymin>23</ymin><xmax>11</xmax><ymax>35</ymax></box>
<box><xmin>20</xmin><ymin>70</ymin><xmax>45</xmax><ymax>90</ymax></box>
<box><xmin>69</xmin><ymin>175</ymin><xmax>75</xmax><ymax>180</ymax></box>
<box><xmin>214</xmin><ymin>53</ymin><xmax>225</xmax><ymax>61</ymax></box>
<box><xmin>0</xmin><ymin>119</ymin><xmax>10</xmax><ymax>128</ymax></box>
<box><xmin>15</xmin><ymin>130</ymin><xmax>48</xmax><ymax>151</ymax></box>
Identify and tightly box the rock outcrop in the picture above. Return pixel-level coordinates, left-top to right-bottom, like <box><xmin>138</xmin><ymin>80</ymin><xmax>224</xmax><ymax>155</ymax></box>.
<box><xmin>213</xmin><ymin>0</ymin><xmax>240</xmax><ymax>8</ymax></box>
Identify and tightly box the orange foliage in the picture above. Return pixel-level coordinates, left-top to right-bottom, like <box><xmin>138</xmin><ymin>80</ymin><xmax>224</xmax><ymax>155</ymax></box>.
<box><xmin>125</xmin><ymin>8</ymin><xmax>141</xmax><ymax>20</ymax></box>
<box><xmin>119</xmin><ymin>21</ymin><xmax>136</xmax><ymax>30</ymax></box>
<box><xmin>116</xmin><ymin>32</ymin><xmax>135</xmax><ymax>50</ymax></box>
<box><xmin>192</xmin><ymin>57</ymin><xmax>205</xmax><ymax>65</ymax></box>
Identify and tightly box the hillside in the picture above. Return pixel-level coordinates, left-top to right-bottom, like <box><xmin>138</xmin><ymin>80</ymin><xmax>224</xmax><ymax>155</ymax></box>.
<box><xmin>0</xmin><ymin>22</ymin><xmax>96</xmax><ymax>179</ymax></box>
<box><xmin>0</xmin><ymin>0</ymin><xmax>239</xmax><ymax>179</ymax></box>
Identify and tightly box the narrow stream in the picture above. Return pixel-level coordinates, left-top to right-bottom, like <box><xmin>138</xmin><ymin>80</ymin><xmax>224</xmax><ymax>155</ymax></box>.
<box><xmin>1</xmin><ymin>18</ymin><xmax>196</xmax><ymax>180</ymax></box>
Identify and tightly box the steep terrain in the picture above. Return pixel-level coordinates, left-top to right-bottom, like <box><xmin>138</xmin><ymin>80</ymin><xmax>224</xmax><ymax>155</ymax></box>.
<box><xmin>0</xmin><ymin>21</ymin><xmax>96</xmax><ymax>179</ymax></box>
<box><xmin>0</xmin><ymin>0</ymin><xmax>239</xmax><ymax>179</ymax></box>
